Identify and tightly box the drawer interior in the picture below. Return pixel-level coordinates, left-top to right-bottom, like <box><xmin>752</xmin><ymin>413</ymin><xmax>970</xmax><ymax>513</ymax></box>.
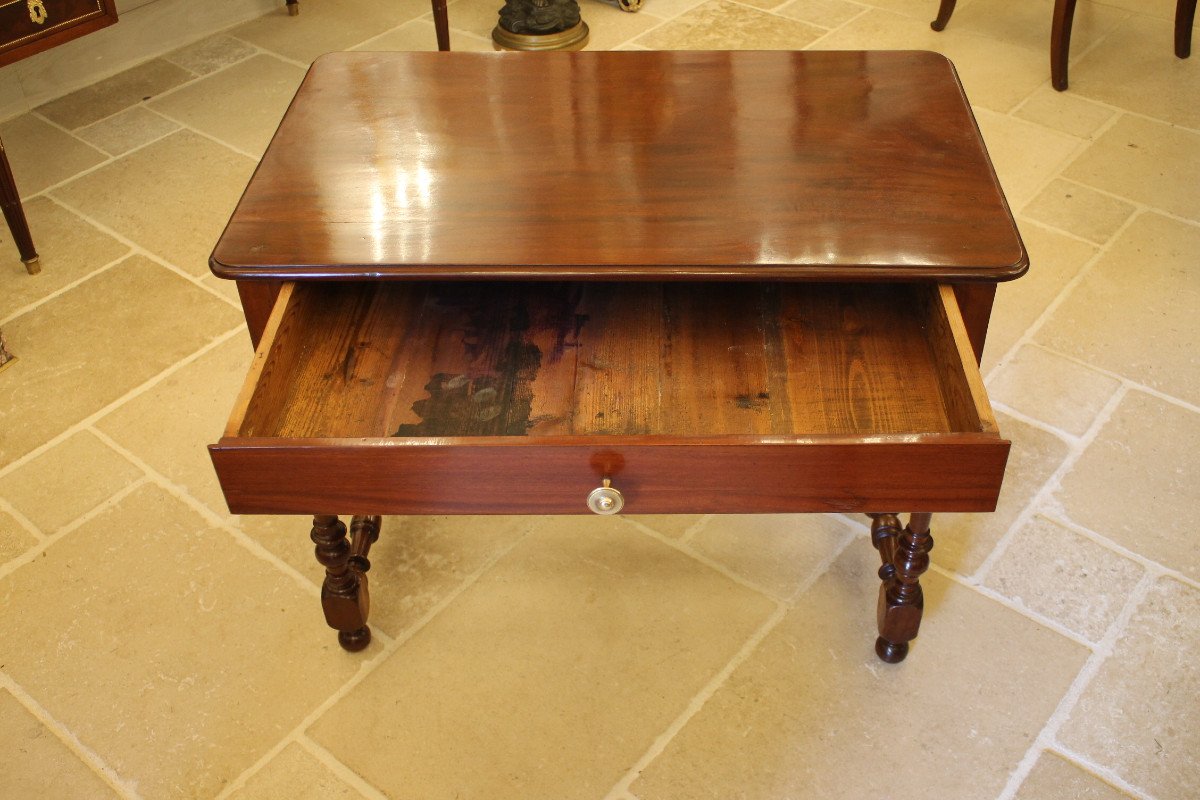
<box><xmin>229</xmin><ymin>282</ymin><xmax>995</xmax><ymax>441</ymax></box>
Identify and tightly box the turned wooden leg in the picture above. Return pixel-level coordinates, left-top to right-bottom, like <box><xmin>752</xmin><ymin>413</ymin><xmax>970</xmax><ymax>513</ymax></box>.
<box><xmin>310</xmin><ymin>514</ymin><xmax>382</xmax><ymax>652</ymax></box>
<box><xmin>869</xmin><ymin>512</ymin><xmax>934</xmax><ymax>664</ymax></box>
<box><xmin>1051</xmin><ymin>0</ymin><xmax>1079</xmax><ymax>91</ymax></box>
<box><xmin>931</xmin><ymin>0</ymin><xmax>957</xmax><ymax>31</ymax></box>
<box><xmin>1178</xmin><ymin>0</ymin><xmax>1197</xmax><ymax>58</ymax></box>
<box><xmin>0</xmin><ymin>140</ymin><xmax>38</xmax><ymax>274</ymax></box>
<box><xmin>286</xmin><ymin>0</ymin><xmax>299</xmax><ymax>16</ymax></box>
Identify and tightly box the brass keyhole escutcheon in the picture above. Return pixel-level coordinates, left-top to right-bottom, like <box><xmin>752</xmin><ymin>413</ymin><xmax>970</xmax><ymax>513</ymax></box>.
<box><xmin>586</xmin><ymin>478</ymin><xmax>624</xmax><ymax>515</ymax></box>
<box><xmin>28</xmin><ymin>0</ymin><xmax>48</xmax><ymax>25</ymax></box>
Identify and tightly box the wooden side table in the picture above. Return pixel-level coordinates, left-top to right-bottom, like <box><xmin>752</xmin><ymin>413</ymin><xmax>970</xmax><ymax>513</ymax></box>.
<box><xmin>0</xmin><ymin>0</ymin><xmax>119</xmax><ymax>272</ymax></box>
<box><xmin>208</xmin><ymin>51</ymin><xmax>1027</xmax><ymax>664</ymax></box>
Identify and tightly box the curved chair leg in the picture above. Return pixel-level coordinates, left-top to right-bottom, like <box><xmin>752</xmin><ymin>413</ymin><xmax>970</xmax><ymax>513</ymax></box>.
<box><xmin>1178</xmin><ymin>0</ymin><xmax>1197</xmax><ymax>58</ymax></box>
<box><xmin>286</xmin><ymin>0</ymin><xmax>299</xmax><ymax>16</ymax></box>
<box><xmin>432</xmin><ymin>0</ymin><xmax>450</xmax><ymax>51</ymax></box>
<box><xmin>931</xmin><ymin>0</ymin><xmax>957</xmax><ymax>31</ymax></box>
<box><xmin>1051</xmin><ymin>0</ymin><xmax>1079</xmax><ymax>91</ymax></box>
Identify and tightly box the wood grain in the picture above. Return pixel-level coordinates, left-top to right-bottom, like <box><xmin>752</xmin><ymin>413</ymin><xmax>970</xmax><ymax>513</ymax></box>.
<box><xmin>210</xmin><ymin>50</ymin><xmax>1027</xmax><ymax>283</ymax></box>
<box><xmin>232</xmin><ymin>282</ymin><xmax>987</xmax><ymax>441</ymax></box>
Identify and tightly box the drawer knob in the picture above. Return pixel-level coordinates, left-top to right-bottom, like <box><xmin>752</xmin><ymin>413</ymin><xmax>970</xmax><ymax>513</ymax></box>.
<box><xmin>586</xmin><ymin>478</ymin><xmax>624</xmax><ymax>515</ymax></box>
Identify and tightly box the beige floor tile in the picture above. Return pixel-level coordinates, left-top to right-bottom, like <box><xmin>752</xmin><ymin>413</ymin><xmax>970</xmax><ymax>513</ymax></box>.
<box><xmin>934</xmin><ymin>413</ymin><xmax>1071</xmax><ymax>576</ymax></box>
<box><xmin>228</xmin><ymin>742</ymin><xmax>364</xmax><ymax>800</ymax></box>
<box><xmin>855</xmin><ymin>0</ymin><xmax>946</xmax><ymax>21</ymax></box>
<box><xmin>0</xmin><ymin>431</ymin><xmax>142</xmax><ymax>534</ymax></box>
<box><xmin>439</xmin><ymin>0</ymin><xmax>505</xmax><ymax>42</ymax></box>
<box><xmin>1021</xmin><ymin>178</ymin><xmax>1135</xmax><ymax>244</ymax></box>
<box><xmin>576</xmin><ymin>2</ymin><xmax>669</xmax><ymax>51</ymax></box>
<box><xmin>239</xmin><ymin>513</ymin><xmax>536</xmax><ymax>639</ymax></box>
<box><xmin>35</xmin><ymin>59</ymin><xmax>194</xmax><ymax>130</ymax></box>
<box><xmin>355</xmin><ymin>18</ymin><xmax>495</xmax><ymax>51</ymax></box>
<box><xmin>0</xmin><ymin>114</ymin><xmax>107</xmax><ymax>197</ymax></box>
<box><xmin>989</xmin><ymin>345</ymin><xmax>1122</xmax><ymax>436</ymax></box>
<box><xmin>1086</xmin><ymin>0</ymin><xmax>1174</xmax><ymax>22</ymax></box>
<box><xmin>0</xmin><ymin>256</ymin><xmax>243</xmax><ymax>466</ymax></box>
<box><xmin>689</xmin><ymin>514</ymin><xmax>853</xmax><ymax>600</ymax></box>
<box><xmin>149</xmin><ymin>54</ymin><xmax>307</xmax><ymax>156</ymax></box>
<box><xmin>164</xmin><ymin>34</ymin><xmax>260</xmax><ymax>77</ymax></box>
<box><xmin>1055</xmin><ymin>390</ymin><xmax>1200</xmax><ymax>581</ymax></box>
<box><xmin>777</xmin><ymin>0</ymin><xmax>866</xmax><ymax>28</ymax></box>
<box><xmin>625</xmin><ymin>514</ymin><xmax>708</xmax><ymax>540</ymax></box>
<box><xmin>232</xmin><ymin>0</ymin><xmax>428</xmax><ymax>63</ymax></box>
<box><xmin>982</xmin><ymin>222</ymin><xmax>1098</xmax><ymax>376</ymax></box>
<box><xmin>1058</xmin><ymin>576</ymin><xmax>1200</xmax><ymax>798</ymax></box>
<box><xmin>308</xmin><ymin>517</ymin><xmax>776</xmax><ymax>799</ymax></box>
<box><xmin>950</xmin><ymin>0</ymin><xmax>1129</xmax><ymax>56</ymax></box>
<box><xmin>199</xmin><ymin>272</ymin><xmax>245</xmax><ymax>305</ymax></box>
<box><xmin>1014</xmin><ymin>86</ymin><xmax>1117</xmax><ymax>139</ymax></box>
<box><xmin>815</xmin><ymin>9</ymin><xmax>1048</xmax><ymax>112</ymax></box>
<box><xmin>1063</xmin><ymin>115</ymin><xmax>1200</xmax><ymax>221</ymax></box>
<box><xmin>1071</xmin><ymin>14</ymin><xmax>1200</xmax><ymax>129</ymax></box>
<box><xmin>637</xmin><ymin>0</ymin><xmax>824</xmax><ymax>50</ymax></box>
<box><xmin>0</xmin><ymin>690</ymin><xmax>120</xmax><ymax>798</ymax></box>
<box><xmin>95</xmin><ymin>336</ymin><xmax>253</xmax><ymax>518</ymax></box>
<box><xmin>983</xmin><ymin>516</ymin><xmax>1142</xmax><ymax>641</ymax></box>
<box><xmin>632</xmin><ymin>541</ymin><xmax>1089</xmax><ymax>800</ymax></box>
<box><xmin>0</xmin><ymin>197</ymin><xmax>130</xmax><ymax>320</ymax></box>
<box><xmin>50</xmin><ymin>130</ymin><xmax>257</xmax><ymax>275</ymax></box>
<box><xmin>735</xmin><ymin>0</ymin><xmax>789</xmax><ymax>11</ymax></box>
<box><xmin>0</xmin><ymin>484</ymin><xmax>360</xmax><ymax>799</ymax></box>
<box><xmin>1035</xmin><ymin>213</ymin><xmax>1200</xmax><ymax>404</ymax></box>
<box><xmin>634</xmin><ymin>0</ymin><xmax>707</xmax><ymax>21</ymax></box>
<box><xmin>74</xmin><ymin>106</ymin><xmax>181</xmax><ymax>157</ymax></box>
<box><xmin>0</xmin><ymin>510</ymin><xmax>38</xmax><ymax>566</ymax></box>
<box><xmin>1014</xmin><ymin>750</ymin><xmax>1135</xmax><ymax>800</ymax></box>
<box><xmin>975</xmin><ymin>109</ymin><xmax>1082</xmax><ymax>209</ymax></box>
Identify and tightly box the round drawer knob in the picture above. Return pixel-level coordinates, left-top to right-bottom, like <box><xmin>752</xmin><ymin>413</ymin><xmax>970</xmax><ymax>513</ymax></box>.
<box><xmin>586</xmin><ymin>478</ymin><xmax>624</xmax><ymax>515</ymax></box>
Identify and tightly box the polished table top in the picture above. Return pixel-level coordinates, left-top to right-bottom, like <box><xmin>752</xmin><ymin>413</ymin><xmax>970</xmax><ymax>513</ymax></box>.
<box><xmin>210</xmin><ymin>50</ymin><xmax>1026</xmax><ymax>283</ymax></box>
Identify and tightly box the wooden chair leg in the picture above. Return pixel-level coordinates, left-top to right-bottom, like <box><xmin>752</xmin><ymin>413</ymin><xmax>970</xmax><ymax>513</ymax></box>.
<box><xmin>310</xmin><ymin>514</ymin><xmax>382</xmax><ymax>652</ymax></box>
<box><xmin>1178</xmin><ymin>0</ymin><xmax>1197</xmax><ymax>58</ymax></box>
<box><xmin>432</xmin><ymin>0</ymin><xmax>451</xmax><ymax>51</ymax></box>
<box><xmin>869</xmin><ymin>512</ymin><xmax>934</xmax><ymax>664</ymax></box>
<box><xmin>1051</xmin><ymin>0</ymin><xmax>1079</xmax><ymax>91</ymax></box>
<box><xmin>0</xmin><ymin>140</ymin><xmax>38</xmax><ymax>274</ymax></box>
<box><xmin>931</xmin><ymin>0</ymin><xmax>957</xmax><ymax>32</ymax></box>
<box><xmin>286</xmin><ymin>0</ymin><xmax>299</xmax><ymax>16</ymax></box>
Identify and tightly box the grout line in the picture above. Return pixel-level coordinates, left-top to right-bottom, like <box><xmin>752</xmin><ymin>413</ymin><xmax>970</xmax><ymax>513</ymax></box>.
<box><xmin>0</xmin><ymin>477</ymin><xmax>148</xmax><ymax>583</ymax></box>
<box><xmin>989</xmin><ymin>398</ymin><xmax>1081</xmax><ymax>445</ymax></box>
<box><xmin>296</xmin><ymin>735</ymin><xmax>391</xmax><ymax>800</ymax></box>
<box><xmin>0</xmin><ymin>250</ymin><xmax>131</xmax><ymax>326</ymax></box>
<box><xmin>0</xmin><ymin>326</ymin><xmax>243</xmax><ymax>481</ymax></box>
<box><xmin>1045</xmin><ymin>743</ymin><xmax>1157</xmax><ymax>800</ymax></box>
<box><xmin>86</xmin><ymin>426</ymin><xmax>325</xmax><ymax>602</ymax></box>
<box><xmin>602</xmin><ymin>528</ymin><xmax>859</xmax><ymax>799</ymax></box>
<box><xmin>0</xmin><ymin>674</ymin><xmax>141</xmax><ymax>799</ymax></box>
<box><xmin>928</xmin><ymin>562</ymin><xmax>1097</xmax><ymax>650</ymax></box>
<box><xmin>213</xmin><ymin>524</ymin><xmax>531</xmax><ymax>800</ymax></box>
<box><xmin>993</xmin><ymin>571</ymin><xmax>1157</xmax><ymax>800</ymax></box>
<box><xmin>601</xmin><ymin>602</ymin><xmax>791</xmax><ymax>800</ymax></box>
<box><xmin>676</xmin><ymin>514</ymin><xmax>712</xmax><ymax>545</ymax></box>
<box><xmin>972</xmin><ymin>384</ymin><xmax>1130</xmax><ymax>584</ymax></box>
<box><xmin>1039</xmin><ymin>510</ymin><xmax>1200</xmax><ymax>594</ymax></box>
<box><xmin>0</xmin><ymin>495</ymin><xmax>46</xmax><ymax>541</ymax></box>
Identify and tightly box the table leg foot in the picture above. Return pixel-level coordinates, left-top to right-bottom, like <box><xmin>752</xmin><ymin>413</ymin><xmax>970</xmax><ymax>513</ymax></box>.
<box><xmin>868</xmin><ymin>512</ymin><xmax>933</xmax><ymax>664</ymax></box>
<box><xmin>931</xmin><ymin>0</ymin><xmax>956</xmax><ymax>31</ymax></box>
<box><xmin>310</xmin><ymin>514</ymin><xmax>382</xmax><ymax>652</ymax></box>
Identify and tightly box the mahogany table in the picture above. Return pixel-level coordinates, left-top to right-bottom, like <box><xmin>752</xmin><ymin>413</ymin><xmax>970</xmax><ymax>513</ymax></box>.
<box><xmin>209</xmin><ymin>51</ymin><xmax>1026</xmax><ymax>664</ymax></box>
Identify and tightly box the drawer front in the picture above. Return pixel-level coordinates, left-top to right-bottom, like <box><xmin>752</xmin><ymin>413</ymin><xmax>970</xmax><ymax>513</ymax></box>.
<box><xmin>211</xmin><ymin>437</ymin><xmax>1010</xmax><ymax>515</ymax></box>
<box><xmin>0</xmin><ymin>1</ymin><xmax>116</xmax><ymax>63</ymax></box>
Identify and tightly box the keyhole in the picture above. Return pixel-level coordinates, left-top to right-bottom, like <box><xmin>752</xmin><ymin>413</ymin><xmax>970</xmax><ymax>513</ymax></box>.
<box><xmin>28</xmin><ymin>1</ymin><xmax>48</xmax><ymax>25</ymax></box>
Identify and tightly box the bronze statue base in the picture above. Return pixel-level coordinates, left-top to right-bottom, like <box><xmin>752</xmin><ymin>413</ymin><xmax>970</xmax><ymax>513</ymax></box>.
<box><xmin>492</xmin><ymin>21</ymin><xmax>589</xmax><ymax>51</ymax></box>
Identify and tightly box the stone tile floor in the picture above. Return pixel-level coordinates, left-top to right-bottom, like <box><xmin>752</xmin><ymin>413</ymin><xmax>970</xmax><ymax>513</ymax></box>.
<box><xmin>0</xmin><ymin>0</ymin><xmax>1197</xmax><ymax>797</ymax></box>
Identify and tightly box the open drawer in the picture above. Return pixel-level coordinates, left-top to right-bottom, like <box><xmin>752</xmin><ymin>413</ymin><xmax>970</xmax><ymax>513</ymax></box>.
<box><xmin>210</xmin><ymin>282</ymin><xmax>1009</xmax><ymax>516</ymax></box>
